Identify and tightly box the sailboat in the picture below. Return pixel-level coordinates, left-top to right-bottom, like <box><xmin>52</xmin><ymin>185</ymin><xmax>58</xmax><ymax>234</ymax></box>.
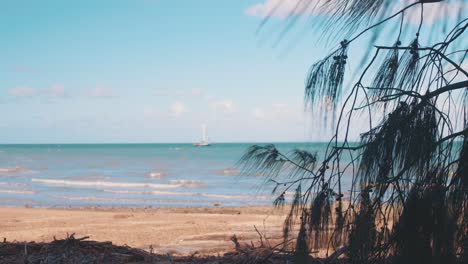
<box><xmin>193</xmin><ymin>124</ymin><xmax>210</xmax><ymax>147</ymax></box>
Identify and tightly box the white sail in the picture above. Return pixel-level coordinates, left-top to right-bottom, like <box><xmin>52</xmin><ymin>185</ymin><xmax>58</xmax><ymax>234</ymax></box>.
<box><xmin>194</xmin><ymin>124</ymin><xmax>210</xmax><ymax>147</ymax></box>
<box><xmin>202</xmin><ymin>124</ymin><xmax>207</xmax><ymax>142</ymax></box>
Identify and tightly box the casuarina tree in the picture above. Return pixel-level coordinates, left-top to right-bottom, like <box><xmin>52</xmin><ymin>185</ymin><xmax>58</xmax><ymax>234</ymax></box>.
<box><xmin>239</xmin><ymin>0</ymin><xmax>467</xmax><ymax>263</ymax></box>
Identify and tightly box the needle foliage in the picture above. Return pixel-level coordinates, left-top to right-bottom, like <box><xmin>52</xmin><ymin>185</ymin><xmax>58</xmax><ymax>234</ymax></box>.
<box><xmin>240</xmin><ymin>1</ymin><xmax>467</xmax><ymax>263</ymax></box>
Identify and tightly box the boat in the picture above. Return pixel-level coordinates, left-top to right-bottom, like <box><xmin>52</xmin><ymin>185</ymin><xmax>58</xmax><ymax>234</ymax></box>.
<box><xmin>193</xmin><ymin>124</ymin><xmax>210</xmax><ymax>147</ymax></box>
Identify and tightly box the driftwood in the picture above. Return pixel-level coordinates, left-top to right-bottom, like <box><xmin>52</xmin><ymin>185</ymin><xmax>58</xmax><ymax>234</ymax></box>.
<box><xmin>0</xmin><ymin>232</ymin><xmax>354</xmax><ymax>264</ymax></box>
<box><xmin>0</xmin><ymin>233</ymin><xmax>154</xmax><ymax>264</ymax></box>
<box><xmin>0</xmin><ymin>233</ymin><xmax>295</xmax><ymax>264</ymax></box>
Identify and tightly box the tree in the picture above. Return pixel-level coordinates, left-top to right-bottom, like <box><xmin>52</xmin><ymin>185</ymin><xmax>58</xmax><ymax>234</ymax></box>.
<box><xmin>239</xmin><ymin>0</ymin><xmax>467</xmax><ymax>263</ymax></box>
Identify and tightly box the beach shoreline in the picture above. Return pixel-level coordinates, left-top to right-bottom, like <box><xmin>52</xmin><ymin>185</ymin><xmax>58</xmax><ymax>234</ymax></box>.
<box><xmin>0</xmin><ymin>206</ymin><xmax>287</xmax><ymax>256</ymax></box>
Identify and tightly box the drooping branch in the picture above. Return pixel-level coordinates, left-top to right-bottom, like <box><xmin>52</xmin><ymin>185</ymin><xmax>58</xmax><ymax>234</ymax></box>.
<box><xmin>242</xmin><ymin>1</ymin><xmax>467</xmax><ymax>262</ymax></box>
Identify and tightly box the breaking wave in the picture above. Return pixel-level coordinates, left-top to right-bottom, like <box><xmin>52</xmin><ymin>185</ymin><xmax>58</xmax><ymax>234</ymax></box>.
<box><xmin>102</xmin><ymin>189</ymin><xmax>271</xmax><ymax>200</ymax></box>
<box><xmin>169</xmin><ymin>180</ymin><xmax>204</xmax><ymax>188</ymax></box>
<box><xmin>31</xmin><ymin>178</ymin><xmax>190</xmax><ymax>189</ymax></box>
<box><xmin>0</xmin><ymin>167</ymin><xmax>23</xmax><ymax>174</ymax></box>
<box><xmin>102</xmin><ymin>189</ymin><xmax>196</xmax><ymax>196</ymax></box>
<box><xmin>0</xmin><ymin>189</ymin><xmax>37</xmax><ymax>195</ymax></box>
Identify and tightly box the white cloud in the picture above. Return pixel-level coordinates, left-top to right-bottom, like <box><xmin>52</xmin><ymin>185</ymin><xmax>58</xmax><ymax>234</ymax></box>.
<box><xmin>8</xmin><ymin>87</ymin><xmax>36</xmax><ymax>97</ymax></box>
<box><xmin>169</xmin><ymin>101</ymin><xmax>186</xmax><ymax>116</ymax></box>
<box><xmin>7</xmin><ymin>85</ymin><xmax>69</xmax><ymax>99</ymax></box>
<box><xmin>190</xmin><ymin>89</ymin><xmax>204</xmax><ymax>97</ymax></box>
<box><xmin>253</xmin><ymin>107</ymin><xmax>266</xmax><ymax>120</ymax></box>
<box><xmin>87</xmin><ymin>86</ymin><xmax>117</xmax><ymax>98</ymax></box>
<box><xmin>245</xmin><ymin>0</ymin><xmax>329</xmax><ymax>19</ymax></box>
<box><xmin>210</xmin><ymin>100</ymin><xmax>237</xmax><ymax>113</ymax></box>
<box><xmin>47</xmin><ymin>84</ymin><xmax>67</xmax><ymax>97</ymax></box>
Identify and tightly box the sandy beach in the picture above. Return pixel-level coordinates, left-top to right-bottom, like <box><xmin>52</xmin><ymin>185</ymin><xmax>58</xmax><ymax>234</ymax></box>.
<box><xmin>0</xmin><ymin>206</ymin><xmax>287</xmax><ymax>256</ymax></box>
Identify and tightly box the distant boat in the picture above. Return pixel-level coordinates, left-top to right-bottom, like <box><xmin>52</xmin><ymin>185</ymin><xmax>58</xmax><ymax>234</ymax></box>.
<box><xmin>193</xmin><ymin>124</ymin><xmax>210</xmax><ymax>147</ymax></box>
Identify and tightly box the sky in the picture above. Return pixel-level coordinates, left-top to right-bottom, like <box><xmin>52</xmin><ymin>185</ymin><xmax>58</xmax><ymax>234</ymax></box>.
<box><xmin>0</xmin><ymin>0</ymin><xmax>464</xmax><ymax>143</ymax></box>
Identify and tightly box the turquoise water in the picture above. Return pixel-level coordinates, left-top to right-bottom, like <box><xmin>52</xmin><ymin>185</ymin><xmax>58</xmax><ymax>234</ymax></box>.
<box><xmin>0</xmin><ymin>143</ymin><xmax>343</xmax><ymax>208</ymax></box>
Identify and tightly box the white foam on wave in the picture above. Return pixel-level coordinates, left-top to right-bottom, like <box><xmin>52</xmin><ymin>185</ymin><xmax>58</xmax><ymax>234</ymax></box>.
<box><xmin>201</xmin><ymin>193</ymin><xmax>271</xmax><ymax>200</ymax></box>
<box><xmin>103</xmin><ymin>188</ymin><xmax>271</xmax><ymax>200</ymax></box>
<box><xmin>169</xmin><ymin>180</ymin><xmax>204</xmax><ymax>188</ymax></box>
<box><xmin>103</xmin><ymin>189</ymin><xmax>196</xmax><ymax>196</ymax></box>
<box><xmin>0</xmin><ymin>182</ymin><xmax>27</xmax><ymax>188</ymax></box>
<box><xmin>32</xmin><ymin>178</ymin><xmax>182</xmax><ymax>189</ymax></box>
<box><xmin>50</xmin><ymin>195</ymin><xmax>200</xmax><ymax>205</ymax></box>
<box><xmin>50</xmin><ymin>195</ymin><xmax>144</xmax><ymax>203</ymax></box>
<box><xmin>0</xmin><ymin>167</ymin><xmax>38</xmax><ymax>175</ymax></box>
<box><xmin>214</xmin><ymin>168</ymin><xmax>239</xmax><ymax>176</ymax></box>
<box><xmin>0</xmin><ymin>167</ymin><xmax>23</xmax><ymax>174</ymax></box>
<box><xmin>0</xmin><ymin>189</ymin><xmax>37</xmax><ymax>195</ymax></box>
<box><xmin>148</xmin><ymin>172</ymin><xmax>164</xmax><ymax>179</ymax></box>
<box><xmin>66</xmin><ymin>175</ymin><xmax>111</xmax><ymax>181</ymax></box>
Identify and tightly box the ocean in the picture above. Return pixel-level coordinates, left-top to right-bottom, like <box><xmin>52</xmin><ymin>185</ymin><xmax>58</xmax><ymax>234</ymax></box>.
<box><xmin>0</xmin><ymin>143</ymin><xmax>348</xmax><ymax>208</ymax></box>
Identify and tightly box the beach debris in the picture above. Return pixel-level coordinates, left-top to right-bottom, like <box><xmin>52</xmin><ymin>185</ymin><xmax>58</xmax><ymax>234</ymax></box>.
<box><xmin>0</xmin><ymin>233</ymin><xmax>348</xmax><ymax>263</ymax></box>
<box><xmin>0</xmin><ymin>233</ymin><xmax>152</xmax><ymax>264</ymax></box>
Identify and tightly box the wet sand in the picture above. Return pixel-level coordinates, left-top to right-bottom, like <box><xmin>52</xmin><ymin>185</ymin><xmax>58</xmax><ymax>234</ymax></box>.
<box><xmin>0</xmin><ymin>206</ymin><xmax>287</xmax><ymax>256</ymax></box>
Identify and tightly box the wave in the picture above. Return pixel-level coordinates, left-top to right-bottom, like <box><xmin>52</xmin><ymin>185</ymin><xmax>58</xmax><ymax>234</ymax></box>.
<box><xmin>200</xmin><ymin>193</ymin><xmax>270</xmax><ymax>200</ymax></box>
<box><xmin>0</xmin><ymin>189</ymin><xmax>37</xmax><ymax>195</ymax></box>
<box><xmin>214</xmin><ymin>168</ymin><xmax>239</xmax><ymax>176</ymax></box>
<box><xmin>103</xmin><ymin>189</ymin><xmax>196</xmax><ymax>196</ymax></box>
<box><xmin>148</xmin><ymin>172</ymin><xmax>164</xmax><ymax>179</ymax></box>
<box><xmin>169</xmin><ymin>180</ymin><xmax>204</xmax><ymax>188</ymax></box>
<box><xmin>49</xmin><ymin>195</ymin><xmax>203</xmax><ymax>205</ymax></box>
<box><xmin>0</xmin><ymin>167</ymin><xmax>38</xmax><ymax>174</ymax></box>
<box><xmin>0</xmin><ymin>167</ymin><xmax>23</xmax><ymax>174</ymax></box>
<box><xmin>50</xmin><ymin>195</ymin><xmax>144</xmax><ymax>203</ymax></box>
<box><xmin>0</xmin><ymin>182</ymin><xmax>27</xmax><ymax>188</ymax></box>
<box><xmin>32</xmin><ymin>178</ymin><xmax>184</xmax><ymax>189</ymax></box>
<box><xmin>103</xmin><ymin>189</ymin><xmax>271</xmax><ymax>200</ymax></box>
<box><xmin>66</xmin><ymin>175</ymin><xmax>111</xmax><ymax>181</ymax></box>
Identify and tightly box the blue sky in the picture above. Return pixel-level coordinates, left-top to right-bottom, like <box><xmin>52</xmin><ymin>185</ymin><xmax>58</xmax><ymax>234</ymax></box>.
<box><xmin>0</xmin><ymin>0</ymin><xmax>462</xmax><ymax>143</ymax></box>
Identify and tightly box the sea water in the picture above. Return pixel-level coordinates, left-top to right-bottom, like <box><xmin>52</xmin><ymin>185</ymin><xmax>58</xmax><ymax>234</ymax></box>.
<box><xmin>0</xmin><ymin>143</ymin><xmax>352</xmax><ymax>208</ymax></box>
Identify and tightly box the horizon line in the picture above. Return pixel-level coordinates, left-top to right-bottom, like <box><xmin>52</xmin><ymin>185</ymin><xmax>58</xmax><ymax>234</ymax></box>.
<box><xmin>0</xmin><ymin>141</ymin><xmax>344</xmax><ymax>145</ymax></box>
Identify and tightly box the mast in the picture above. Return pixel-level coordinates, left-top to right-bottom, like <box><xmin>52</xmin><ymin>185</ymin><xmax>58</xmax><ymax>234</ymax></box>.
<box><xmin>202</xmin><ymin>124</ymin><xmax>207</xmax><ymax>142</ymax></box>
